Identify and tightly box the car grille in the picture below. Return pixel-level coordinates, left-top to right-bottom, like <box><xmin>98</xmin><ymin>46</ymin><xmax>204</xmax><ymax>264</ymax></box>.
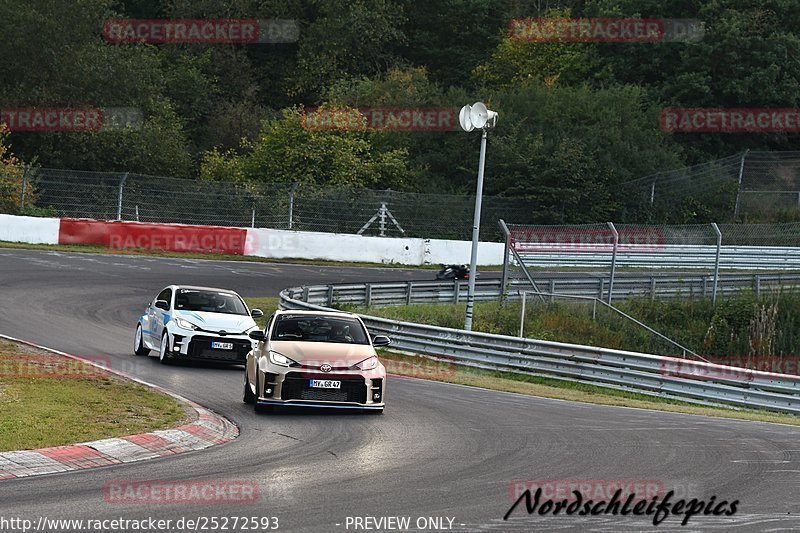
<box><xmin>187</xmin><ymin>335</ymin><xmax>250</xmax><ymax>362</ymax></box>
<box><xmin>281</xmin><ymin>374</ymin><xmax>367</xmax><ymax>404</ymax></box>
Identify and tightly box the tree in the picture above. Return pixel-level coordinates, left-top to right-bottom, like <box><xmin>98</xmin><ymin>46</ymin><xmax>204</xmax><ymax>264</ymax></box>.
<box><xmin>0</xmin><ymin>126</ymin><xmax>28</xmax><ymax>214</ymax></box>
<box><xmin>200</xmin><ymin>107</ymin><xmax>415</xmax><ymax>190</ymax></box>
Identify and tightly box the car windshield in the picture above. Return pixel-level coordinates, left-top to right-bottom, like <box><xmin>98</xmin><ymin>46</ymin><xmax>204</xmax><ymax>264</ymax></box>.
<box><xmin>174</xmin><ymin>289</ymin><xmax>248</xmax><ymax>316</ymax></box>
<box><xmin>271</xmin><ymin>315</ymin><xmax>370</xmax><ymax>345</ymax></box>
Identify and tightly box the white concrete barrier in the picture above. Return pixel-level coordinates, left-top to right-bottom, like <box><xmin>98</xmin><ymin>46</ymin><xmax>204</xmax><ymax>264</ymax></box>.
<box><xmin>245</xmin><ymin>228</ymin><xmax>504</xmax><ymax>265</ymax></box>
<box><xmin>424</xmin><ymin>238</ymin><xmax>505</xmax><ymax>266</ymax></box>
<box><xmin>245</xmin><ymin>228</ymin><xmax>427</xmax><ymax>264</ymax></box>
<box><xmin>0</xmin><ymin>214</ymin><xmax>60</xmax><ymax>244</ymax></box>
<box><xmin>0</xmin><ymin>214</ymin><xmax>504</xmax><ymax>265</ymax></box>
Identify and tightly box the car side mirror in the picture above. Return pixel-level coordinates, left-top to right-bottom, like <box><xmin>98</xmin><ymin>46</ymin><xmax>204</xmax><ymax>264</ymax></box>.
<box><xmin>154</xmin><ymin>300</ymin><xmax>169</xmax><ymax>310</ymax></box>
<box><xmin>249</xmin><ymin>330</ymin><xmax>266</xmax><ymax>341</ymax></box>
<box><xmin>372</xmin><ymin>335</ymin><xmax>391</xmax><ymax>347</ymax></box>
<box><xmin>251</xmin><ymin>308</ymin><xmax>264</xmax><ymax>318</ymax></box>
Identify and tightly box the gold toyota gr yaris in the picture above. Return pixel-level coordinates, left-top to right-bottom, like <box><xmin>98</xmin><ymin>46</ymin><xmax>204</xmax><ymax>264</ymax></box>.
<box><xmin>244</xmin><ymin>310</ymin><xmax>390</xmax><ymax>413</ymax></box>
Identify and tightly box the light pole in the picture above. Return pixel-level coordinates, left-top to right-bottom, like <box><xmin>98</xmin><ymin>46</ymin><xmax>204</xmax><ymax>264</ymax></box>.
<box><xmin>459</xmin><ymin>102</ymin><xmax>498</xmax><ymax>331</ymax></box>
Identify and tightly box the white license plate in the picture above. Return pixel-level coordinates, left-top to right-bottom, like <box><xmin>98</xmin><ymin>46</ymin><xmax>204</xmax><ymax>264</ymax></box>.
<box><xmin>211</xmin><ymin>342</ymin><xmax>234</xmax><ymax>350</ymax></box>
<box><xmin>309</xmin><ymin>379</ymin><xmax>341</xmax><ymax>389</ymax></box>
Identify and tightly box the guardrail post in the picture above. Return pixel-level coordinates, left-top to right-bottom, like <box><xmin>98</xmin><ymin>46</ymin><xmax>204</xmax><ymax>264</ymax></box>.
<box><xmin>598</xmin><ymin>279</ymin><xmax>605</xmax><ymax>300</ymax></box>
<box><xmin>365</xmin><ymin>283</ymin><xmax>372</xmax><ymax>307</ymax></box>
<box><xmin>755</xmin><ymin>275</ymin><xmax>761</xmax><ymax>298</ymax></box>
<box><xmin>549</xmin><ymin>279</ymin><xmax>555</xmax><ymax>303</ymax></box>
<box><xmin>453</xmin><ymin>280</ymin><xmax>460</xmax><ymax>303</ymax></box>
<box><xmin>607</xmin><ymin>222</ymin><xmax>618</xmax><ymax>304</ymax></box>
<box><xmin>711</xmin><ymin>222</ymin><xmax>722</xmax><ymax>307</ymax></box>
<box><xmin>116</xmin><ymin>172</ymin><xmax>129</xmax><ymax>221</ymax></box>
<box><xmin>327</xmin><ymin>285</ymin><xmax>334</xmax><ymax>306</ymax></box>
<box><xmin>406</xmin><ymin>282</ymin><xmax>413</xmax><ymax>305</ymax></box>
<box><xmin>302</xmin><ymin>286</ymin><xmax>309</xmax><ymax>302</ymax></box>
<box><xmin>650</xmin><ymin>277</ymin><xmax>656</xmax><ymax>301</ymax></box>
<box><xmin>19</xmin><ymin>166</ymin><xmax>28</xmax><ymax>210</ymax></box>
<box><xmin>592</xmin><ymin>298</ymin><xmax>597</xmax><ymax>320</ymax></box>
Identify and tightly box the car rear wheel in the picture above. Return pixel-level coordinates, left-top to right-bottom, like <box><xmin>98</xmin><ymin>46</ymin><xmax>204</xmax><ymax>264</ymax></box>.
<box><xmin>243</xmin><ymin>370</ymin><xmax>255</xmax><ymax>404</ymax></box>
<box><xmin>159</xmin><ymin>331</ymin><xmax>171</xmax><ymax>364</ymax></box>
<box><xmin>134</xmin><ymin>324</ymin><xmax>150</xmax><ymax>356</ymax></box>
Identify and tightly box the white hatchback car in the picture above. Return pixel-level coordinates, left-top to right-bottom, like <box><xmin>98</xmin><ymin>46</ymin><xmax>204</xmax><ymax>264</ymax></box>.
<box><xmin>134</xmin><ymin>285</ymin><xmax>263</xmax><ymax>364</ymax></box>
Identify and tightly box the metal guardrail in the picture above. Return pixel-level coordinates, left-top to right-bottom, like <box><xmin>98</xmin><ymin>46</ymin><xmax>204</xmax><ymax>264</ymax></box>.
<box><xmin>513</xmin><ymin>272</ymin><xmax>800</xmax><ymax>301</ymax></box>
<box><xmin>516</xmin><ymin>245</ymin><xmax>800</xmax><ymax>270</ymax></box>
<box><xmin>290</xmin><ymin>274</ymin><xmax>800</xmax><ymax>308</ymax></box>
<box><xmin>279</xmin><ymin>281</ymin><xmax>800</xmax><ymax>415</ymax></box>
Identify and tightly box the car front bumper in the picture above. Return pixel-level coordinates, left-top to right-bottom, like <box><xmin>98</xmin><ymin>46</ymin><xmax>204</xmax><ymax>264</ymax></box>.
<box><xmin>169</xmin><ymin>330</ymin><xmax>256</xmax><ymax>364</ymax></box>
<box><xmin>256</xmin><ymin>368</ymin><xmax>386</xmax><ymax>409</ymax></box>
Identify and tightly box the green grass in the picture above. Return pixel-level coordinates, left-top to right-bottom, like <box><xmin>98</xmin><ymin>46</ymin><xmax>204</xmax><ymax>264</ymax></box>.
<box><xmin>0</xmin><ymin>340</ymin><xmax>187</xmax><ymax>452</ymax></box>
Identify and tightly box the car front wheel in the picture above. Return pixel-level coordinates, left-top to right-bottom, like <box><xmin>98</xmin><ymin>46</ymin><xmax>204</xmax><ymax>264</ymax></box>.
<box><xmin>134</xmin><ymin>324</ymin><xmax>150</xmax><ymax>356</ymax></box>
<box><xmin>243</xmin><ymin>370</ymin><xmax>255</xmax><ymax>404</ymax></box>
<box><xmin>159</xmin><ymin>331</ymin><xmax>171</xmax><ymax>364</ymax></box>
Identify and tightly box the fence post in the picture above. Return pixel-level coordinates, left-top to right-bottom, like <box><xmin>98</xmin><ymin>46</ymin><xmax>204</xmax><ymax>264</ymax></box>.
<box><xmin>288</xmin><ymin>182</ymin><xmax>299</xmax><ymax>229</ymax></box>
<box><xmin>251</xmin><ymin>209</ymin><xmax>255</xmax><ymax>228</ymax></box>
<box><xmin>650</xmin><ymin>173</ymin><xmax>658</xmax><ymax>206</ymax></box>
<box><xmin>20</xmin><ymin>166</ymin><xmax>28</xmax><ymax>210</ymax></box>
<box><xmin>499</xmin><ymin>219</ymin><xmax>511</xmax><ymax>301</ymax></box>
<box><xmin>519</xmin><ymin>292</ymin><xmax>527</xmax><ymax>337</ymax></box>
<box><xmin>711</xmin><ymin>222</ymin><xmax>722</xmax><ymax>307</ymax></box>
<box><xmin>116</xmin><ymin>172</ymin><xmax>129</xmax><ymax>221</ymax></box>
<box><xmin>607</xmin><ymin>222</ymin><xmax>619</xmax><ymax>304</ymax></box>
<box><xmin>732</xmin><ymin>150</ymin><xmax>749</xmax><ymax>219</ymax></box>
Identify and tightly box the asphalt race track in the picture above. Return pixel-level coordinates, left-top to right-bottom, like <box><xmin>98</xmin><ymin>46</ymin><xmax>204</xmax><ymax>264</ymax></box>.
<box><xmin>1</xmin><ymin>248</ymin><xmax>800</xmax><ymax>532</ymax></box>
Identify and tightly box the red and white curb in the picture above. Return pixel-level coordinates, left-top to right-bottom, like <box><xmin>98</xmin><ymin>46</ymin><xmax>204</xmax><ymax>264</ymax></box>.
<box><xmin>0</xmin><ymin>334</ymin><xmax>238</xmax><ymax>479</ymax></box>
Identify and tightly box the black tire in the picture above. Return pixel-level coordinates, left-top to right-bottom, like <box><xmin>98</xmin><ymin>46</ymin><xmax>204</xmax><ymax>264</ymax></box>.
<box><xmin>158</xmin><ymin>331</ymin><xmax>171</xmax><ymax>364</ymax></box>
<box><xmin>134</xmin><ymin>324</ymin><xmax>150</xmax><ymax>356</ymax></box>
<box><xmin>243</xmin><ymin>370</ymin><xmax>255</xmax><ymax>404</ymax></box>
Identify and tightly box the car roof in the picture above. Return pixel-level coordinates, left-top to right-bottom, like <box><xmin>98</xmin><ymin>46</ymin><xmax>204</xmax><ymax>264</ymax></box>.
<box><xmin>170</xmin><ymin>285</ymin><xmax>240</xmax><ymax>295</ymax></box>
<box><xmin>275</xmin><ymin>309</ymin><xmax>358</xmax><ymax>319</ymax></box>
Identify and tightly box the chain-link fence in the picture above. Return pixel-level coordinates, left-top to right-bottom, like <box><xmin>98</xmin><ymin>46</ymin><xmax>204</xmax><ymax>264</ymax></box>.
<box><xmin>0</xmin><ymin>167</ymin><xmax>545</xmax><ymax>241</ymax></box>
<box><xmin>618</xmin><ymin>151</ymin><xmax>800</xmax><ymax>222</ymax></box>
<box><xmin>6</xmin><ymin>152</ymin><xmax>800</xmax><ymax>238</ymax></box>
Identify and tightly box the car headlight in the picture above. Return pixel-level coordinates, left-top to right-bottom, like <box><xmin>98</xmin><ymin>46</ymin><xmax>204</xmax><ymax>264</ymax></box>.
<box><xmin>355</xmin><ymin>356</ymin><xmax>379</xmax><ymax>371</ymax></box>
<box><xmin>175</xmin><ymin>318</ymin><xmax>199</xmax><ymax>330</ymax></box>
<box><xmin>269</xmin><ymin>350</ymin><xmax>294</xmax><ymax>367</ymax></box>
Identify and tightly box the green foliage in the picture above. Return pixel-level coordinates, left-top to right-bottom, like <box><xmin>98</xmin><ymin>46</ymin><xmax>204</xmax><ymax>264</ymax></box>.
<box><xmin>202</xmin><ymin>108</ymin><xmax>415</xmax><ymax>189</ymax></box>
<box><xmin>5</xmin><ymin>0</ymin><xmax>800</xmax><ymax>223</ymax></box>
<box><xmin>366</xmin><ymin>291</ymin><xmax>800</xmax><ymax>362</ymax></box>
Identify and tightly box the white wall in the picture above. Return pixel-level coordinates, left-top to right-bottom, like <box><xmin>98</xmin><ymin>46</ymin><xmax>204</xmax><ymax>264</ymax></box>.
<box><xmin>424</xmin><ymin>238</ymin><xmax>505</xmax><ymax>266</ymax></box>
<box><xmin>245</xmin><ymin>228</ymin><xmax>505</xmax><ymax>266</ymax></box>
<box><xmin>245</xmin><ymin>228</ymin><xmax>427</xmax><ymax>264</ymax></box>
<box><xmin>0</xmin><ymin>214</ymin><xmax>60</xmax><ymax>244</ymax></box>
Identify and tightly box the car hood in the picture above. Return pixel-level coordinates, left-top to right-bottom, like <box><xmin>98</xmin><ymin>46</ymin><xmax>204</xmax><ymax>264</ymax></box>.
<box><xmin>174</xmin><ymin>310</ymin><xmax>256</xmax><ymax>334</ymax></box>
<box><xmin>269</xmin><ymin>341</ymin><xmax>375</xmax><ymax>365</ymax></box>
